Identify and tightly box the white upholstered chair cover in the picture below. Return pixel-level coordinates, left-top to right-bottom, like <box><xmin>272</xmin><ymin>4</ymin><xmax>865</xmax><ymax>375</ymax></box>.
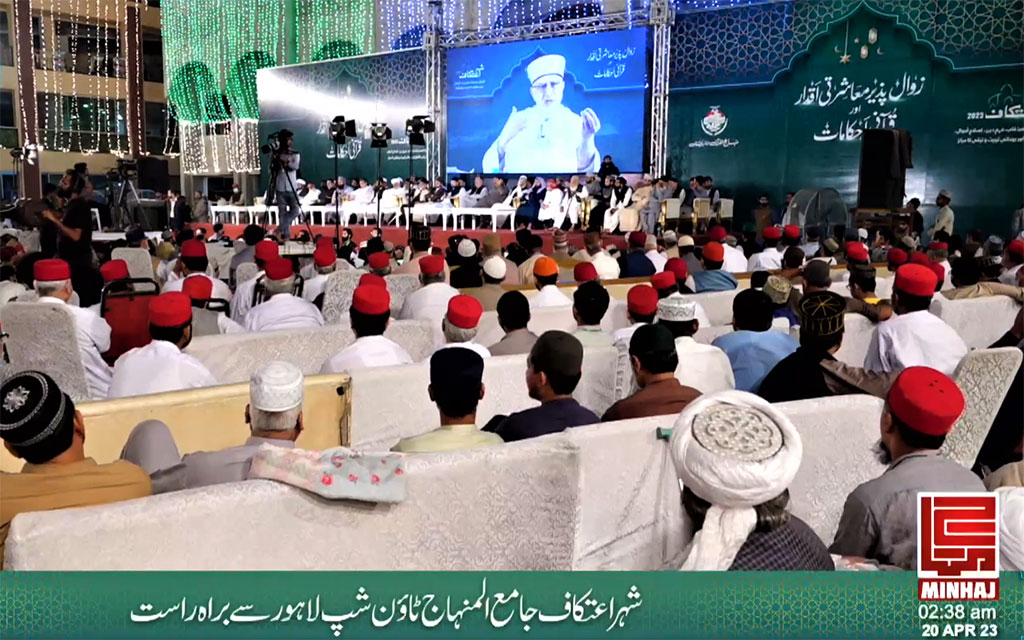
<box><xmin>565</xmin><ymin>419</ymin><xmax>689</xmax><ymax>570</ymax></box>
<box><xmin>185</xmin><ymin>320</ymin><xmax>437</xmax><ymax>383</ymax></box>
<box><xmin>0</xmin><ymin>302</ymin><xmax>90</xmax><ymax>400</ymax></box>
<box><xmin>384</xmin><ymin>273</ymin><xmax>422</xmax><ymax>315</ymax></box>
<box><xmin>5</xmin><ymin>438</ymin><xmax>581</xmax><ymax>570</ymax></box>
<box><xmin>945</xmin><ymin>347</ymin><xmax>1023</xmax><ymax>467</ymax></box>
<box><xmin>320</xmin><ymin>270</ymin><xmax>366</xmax><ymax>324</ymax></box>
<box><xmin>834</xmin><ymin>313</ymin><xmax>876</xmax><ymax>366</ymax></box>
<box><xmin>687</xmin><ymin>290</ymin><xmax>739</xmax><ymax>326</ymax></box>
<box><xmin>205</xmin><ymin>244</ymin><xmax>235</xmax><ymax>279</ymax></box>
<box><xmin>234</xmin><ymin>262</ymin><xmax>259</xmax><ymax>286</ymax></box>
<box><xmin>930</xmin><ymin>296</ymin><xmax>1021</xmax><ymax>349</ymax></box>
<box><xmin>111</xmin><ymin>247</ymin><xmax>155</xmax><ymax>280</ymax></box>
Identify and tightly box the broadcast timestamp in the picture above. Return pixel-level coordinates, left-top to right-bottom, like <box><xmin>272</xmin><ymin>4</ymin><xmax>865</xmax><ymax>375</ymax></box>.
<box><xmin>919</xmin><ymin>604</ymin><xmax>999</xmax><ymax>637</ymax></box>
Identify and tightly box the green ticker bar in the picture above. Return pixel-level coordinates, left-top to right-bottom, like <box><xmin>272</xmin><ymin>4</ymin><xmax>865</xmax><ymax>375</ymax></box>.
<box><xmin>2</xmin><ymin>572</ymin><xmax>1021</xmax><ymax>639</ymax></box>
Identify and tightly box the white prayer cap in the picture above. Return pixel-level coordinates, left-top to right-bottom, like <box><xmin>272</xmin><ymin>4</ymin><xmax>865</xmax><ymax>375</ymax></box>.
<box><xmin>663</xmin><ymin>231</ymin><xmax>678</xmax><ymax>244</ymax></box>
<box><xmin>939</xmin><ymin>188</ymin><xmax>952</xmax><ymax>200</ymax></box>
<box><xmin>391</xmin><ymin>177</ymin><xmax>403</xmax><ymax>187</ymax></box>
<box><xmin>679</xmin><ymin>235</ymin><xmax>695</xmax><ymax>248</ymax></box>
<box><xmin>483</xmin><ymin>256</ymin><xmax>507</xmax><ymax>280</ymax></box>
<box><xmin>997</xmin><ymin>487</ymin><xmax>1024</xmax><ymax>571</ymax></box>
<box><xmin>250</xmin><ymin>360</ymin><xmax>304</xmax><ymax>412</ymax></box>
<box><xmin>527</xmin><ymin>54</ymin><xmax>565</xmax><ymax>85</ymax></box>
<box><xmin>669</xmin><ymin>390</ymin><xmax>803</xmax><ymax>570</ymax></box>
<box><xmin>457</xmin><ymin>238</ymin><xmax>477</xmax><ymax>258</ymax></box>
<box><xmin>657</xmin><ymin>293</ymin><xmax>696</xmax><ymax>322</ymax></box>
<box><xmin>857</xmin><ymin>228</ymin><xmax>868</xmax><ymax>241</ymax></box>
<box><xmin>645</xmin><ymin>234</ymin><xmax>658</xmax><ymax>250</ymax></box>
<box><xmin>296</xmin><ymin>179</ymin><xmax>307</xmax><ymax>187</ymax></box>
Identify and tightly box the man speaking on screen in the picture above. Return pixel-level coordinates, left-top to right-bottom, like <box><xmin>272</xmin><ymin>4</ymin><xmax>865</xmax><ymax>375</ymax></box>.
<box><xmin>482</xmin><ymin>54</ymin><xmax>601</xmax><ymax>174</ymax></box>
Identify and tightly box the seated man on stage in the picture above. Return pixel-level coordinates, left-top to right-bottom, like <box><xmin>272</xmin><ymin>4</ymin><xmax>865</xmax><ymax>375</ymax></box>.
<box><xmin>482</xmin><ymin>54</ymin><xmax>601</xmax><ymax>175</ymax></box>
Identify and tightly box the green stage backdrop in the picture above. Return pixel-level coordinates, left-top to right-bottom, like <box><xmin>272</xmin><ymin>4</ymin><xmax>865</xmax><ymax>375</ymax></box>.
<box><xmin>2</xmin><ymin>571</ymin><xmax>1022</xmax><ymax>639</ymax></box>
<box><xmin>667</xmin><ymin>3</ymin><xmax>1023</xmax><ymax>237</ymax></box>
<box><xmin>256</xmin><ymin>50</ymin><xmax>428</xmax><ymax>191</ymax></box>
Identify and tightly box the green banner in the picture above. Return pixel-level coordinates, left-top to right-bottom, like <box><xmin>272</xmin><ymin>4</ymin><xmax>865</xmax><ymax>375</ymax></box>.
<box><xmin>2</xmin><ymin>572</ymin><xmax>1022</xmax><ymax>639</ymax></box>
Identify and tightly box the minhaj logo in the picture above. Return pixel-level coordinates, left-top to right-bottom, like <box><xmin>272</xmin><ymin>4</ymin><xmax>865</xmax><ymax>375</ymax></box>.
<box><xmin>917</xmin><ymin>493</ymin><xmax>1000</xmax><ymax>601</ymax></box>
<box><xmin>701</xmin><ymin>106</ymin><xmax>728</xmax><ymax>137</ymax></box>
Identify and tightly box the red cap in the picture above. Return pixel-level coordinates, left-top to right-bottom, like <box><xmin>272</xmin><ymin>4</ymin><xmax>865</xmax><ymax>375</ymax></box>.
<box><xmin>313</xmin><ymin>247</ymin><xmax>335</xmax><ymax>268</ymax></box>
<box><xmin>254</xmin><ymin>241</ymin><xmax>279</xmax><ymax>262</ymax></box>
<box><xmin>708</xmin><ymin>226</ymin><xmax>727</xmax><ymax>242</ymax></box>
<box><xmin>33</xmin><ymin>258</ymin><xmax>71</xmax><ymax>281</ymax></box>
<box><xmin>762</xmin><ymin>227</ymin><xmax>782</xmax><ymax>240</ymax></box>
<box><xmin>149</xmin><ymin>292</ymin><xmax>192</xmax><ymax>327</ymax></box>
<box><xmin>894</xmin><ymin>263</ymin><xmax>938</xmax><ymax>297</ymax></box>
<box><xmin>929</xmin><ymin>261</ymin><xmax>945</xmax><ymax>285</ymax></box>
<box><xmin>359</xmin><ymin>273</ymin><xmax>387</xmax><ymax>288</ymax></box>
<box><xmin>665</xmin><ymin>257</ymin><xmax>688</xmax><ymax>281</ymax></box>
<box><xmin>628</xmin><ymin>231</ymin><xmax>647</xmax><ymax>247</ymax></box>
<box><xmin>264</xmin><ymin>257</ymin><xmax>294</xmax><ymax>281</ymax></box>
<box><xmin>100</xmin><ymin>259</ymin><xmax>130</xmax><ymax>282</ymax></box>
<box><xmin>573</xmin><ymin>262</ymin><xmax>598</xmax><ymax>283</ymax></box>
<box><xmin>368</xmin><ymin>252</ymin><xmax>390</xmax><ymax>270</ymax></box>
<box><xmin>783</xmin><ymin>225</ymin><xmax>801</xmax><ymax>240</ymax></box>
<box><xmin>702</xmin><ymin>241</ymin><xmax>725</xmax><ymax>262</ymax></box>
<box><xmin>909</xmin><ymin>251</ymin><xmax>931</xmax><ymax>266</ymax></box>
<box><xmin>1007</xmin><ymin>239</ymin><xmax>1024</xmax><ymax>259</ymax></box>
<box><xmin>928</xmin><ymin>242</ymin><xmax>948</xmax><ymax>251</ymax></box>
<box><xmin>887</xmin><ymin>248</ymin><xmax>908</xmax><ymax>266</ymax></box>
<box><xmin>845</xmin><ymin>243</ymin><xmax>869</xmax><ymax>262</ymax></box>
<box><xmin>446</xmin><ymin>295</ymin><xmax>483</xmax><ymax>329</ymax></box>
<box><xmin>533</xmin><ymin>256</ymin><xmax>558</xmax><ymax>277</ymax></box>
<box><xmin>182</xmin><ymin>275</ymin><xmax>213</xmax><ymax>301</ymax></box>
<box><xmin>626</xmin><ymin>284</ymin><xmax>658</xmax><ymax>316</ymax></box>
<box><xmin>651</xmin><ymin>271</ymin><xmax>676</xmax><ymax>291</ymax></box>
<box><xmin>420</xmin><ymin>255</ymin><xmax>444</xmax><ymax>275</ymax></box>
<box><xmin>887</xmin><ymin>366</ymin><xmax>965</xmax><ymax>436</ymax></box>
<box><xmin>180</xmin><ymin>239</ymin><xmax>207</xmax><ymax>258</ymax></box>
<box><xmin>352</xmin><ymin>285</ymin><xmax>390</xmax><ymax>315</ymax></box>
<box><xmin>316</xmin><ymin>236</ymin><xmax>334</xmax><ymax>249</ymax></box>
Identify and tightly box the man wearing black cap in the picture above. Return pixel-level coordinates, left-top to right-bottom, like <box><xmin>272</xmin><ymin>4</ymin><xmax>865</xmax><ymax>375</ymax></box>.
<box><xmin>1</xmin><ymin>371</ymin><xmax>151</xmax><ymax>565</ymax></box>
<box><xmin>489</xmin><ymin>330</ymin><xmax>599</xmax><ymax>441</ymax></box>
<box><xmin>601</xmin><ymin>324</ymin><xmax>701</xmax><ymax>421</ymax></box>
<box><xmin>393</xmin><ymin>349</ymin><xmax>503</xmax><ymax>453</ymax></box>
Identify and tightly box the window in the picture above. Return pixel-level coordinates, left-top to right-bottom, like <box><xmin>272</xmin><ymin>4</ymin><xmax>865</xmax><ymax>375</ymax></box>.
<box><xmin>1</xmin><ymin>172</ymin><xmax>17</xmax><ymax>203</ymax></box>
<box><xmin>0</xmin><ymin>90</ymin><xmax>15</xmax><ymax>128</ymax></box>
<box><xmin>142</xmin><ymin>33</ymin><xmax>163</xmax><ymax>82</ymax></box>
<box><xmin>36</xmin><ymin>20</ymin><xmax>124</xmax><ymax>77</ymax></box>
<box><xmin>145</xmin><ymin>101</ymin><xmax>177</xmax><ymax>155</ymax></box>
<box><xmin>0</xmin><ymin>10</ymin><xmax>13</xmax><ymax>66</ymax></box>
<box><xmin>36</xmin><ymin>92</ymin><xmax>128</xmax><ymax>153</ymax></box>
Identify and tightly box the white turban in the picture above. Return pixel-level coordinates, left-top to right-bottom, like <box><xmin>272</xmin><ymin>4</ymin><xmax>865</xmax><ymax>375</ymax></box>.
<box><xmin>669</xmin><ymin>390</ymin><xmax>803</xmax><ymax>570</ymax></box>
<box><xmin>997</xmin><ymin>488</ymin><xmax>1024</xmax><ymax>571</ymax></box>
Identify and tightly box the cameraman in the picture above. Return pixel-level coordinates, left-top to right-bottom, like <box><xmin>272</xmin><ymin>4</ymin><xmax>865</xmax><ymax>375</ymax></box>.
<box><xmin>272</xmin><ymin>129</ymin><xmax>301</xmax><ymax>240</ymax></box>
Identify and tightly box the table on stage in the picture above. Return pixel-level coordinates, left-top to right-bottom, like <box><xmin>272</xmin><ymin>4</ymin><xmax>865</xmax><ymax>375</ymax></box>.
<box><xmin>210</xmin><ymin>203</ymin><xmax>518</xmax><ymax>232</ymax></box>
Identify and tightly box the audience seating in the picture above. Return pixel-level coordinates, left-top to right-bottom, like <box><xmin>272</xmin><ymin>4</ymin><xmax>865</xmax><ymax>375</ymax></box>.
<box><xmin>6</xmin><ymin>438</ymin><xmax>581</xmax><ymax>570</ymax></box>
<box><xmin>834</xmin><ymin>313</ymin><xmax>876</xmax><ymax>366</ymax></box>
<box><xmin>100</xmin><ymin>278</ymin><xmax>160</xmax><ymax>362</ymax></box>
<box><xmin>930</xmin><ymin>295</ymin><xmax>1020</xmax><ymax>349</ymax></box>
<box><xmin>349</xmin><ymin>347</ymin><xmax>620</xmax><ymax>451</ymax></box>
<box><xmin>321</xmin><ymin>271</ymin><xmax>420</xmax><ymax>323</ymax></box>
<box><xmin>0</xmin><ymin>302</ymin><xmax>91</xmax><ymax>400</ymax></box>
<box><xmin>945</xmin><ymin>347</ymin><xmax>1023</xmax><ymax>467</ymax></box>
<box><xmin>185</xmin><ymin>320</ymin><xmax>438</xmax><ymax>383</ymax></box>
<box><xmin>0</xmin><ymin>373</ymin><xmax>352</xmax><ymax>473</ymax></box>
<box><xmin>205</xmin><ymin>244</ymin><xmax>234</xmax><ymax>279</ymax></box>
<box><xmin>234</xmin><ymin>262</ymin><xmax>259</xmax><ymax>286</ymax></box>
<box><xmin>110</xmin><ymin>248</ymin><xmax>155</xmax><ymax>280</ymax></box>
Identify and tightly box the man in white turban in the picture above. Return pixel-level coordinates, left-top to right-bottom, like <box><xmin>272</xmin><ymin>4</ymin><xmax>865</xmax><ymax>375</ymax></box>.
<box><xmin>669</xmin><ymin>391</ymin><xmax>834</xmax><ymax>570</ymax></box>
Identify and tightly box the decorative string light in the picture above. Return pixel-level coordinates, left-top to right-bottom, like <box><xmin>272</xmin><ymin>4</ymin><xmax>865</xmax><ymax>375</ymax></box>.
<box><xmin>69</xmin><ymin>0</ymin><xmax>82</xmax><ymax>152</ymax></box>
<box><xmin>11</xmin><ymin>0</ymin><xmax>30</xmax><ymax>148</ymax></box>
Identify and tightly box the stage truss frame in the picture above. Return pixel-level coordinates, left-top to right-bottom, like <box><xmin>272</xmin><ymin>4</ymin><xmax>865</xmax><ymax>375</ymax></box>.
<box><xmin>424</xmin><ymin>3</ymin><xmax>671</xmax><ymax>179</ymax></box>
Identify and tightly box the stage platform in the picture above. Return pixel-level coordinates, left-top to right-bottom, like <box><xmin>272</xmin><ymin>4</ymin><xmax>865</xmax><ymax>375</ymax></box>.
<box><xmin>184</xmin><ymin>224</ymin><xmax>631</xmax><ymax>253</ymax></box>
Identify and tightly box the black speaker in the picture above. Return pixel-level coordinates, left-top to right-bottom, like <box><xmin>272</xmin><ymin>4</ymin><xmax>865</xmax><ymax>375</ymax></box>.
<box><xmin>138</xmin><ymin>156</ymin><xmax>169</xmax><ymax>193</ymax></box>
<box><xmin>857</xmin><ymin>128</ymin><xmax>913</xmax><ymax>210</ymax></box>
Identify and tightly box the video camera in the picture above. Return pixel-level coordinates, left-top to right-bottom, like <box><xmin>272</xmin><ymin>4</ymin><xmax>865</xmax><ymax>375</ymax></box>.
<box><xmin>105</xmin><ymin>157</ymin><xmax>138</xmax><ymax>182</ymax></box>
<box><xmin>260</xmin><ymin>129</ymin><xmax>294</xmax><ymax>155</ymax></box>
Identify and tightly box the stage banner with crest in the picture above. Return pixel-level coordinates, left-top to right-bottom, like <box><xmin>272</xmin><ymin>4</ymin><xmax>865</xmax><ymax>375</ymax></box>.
<box><xmin>667</xmin><ymin>3</ymin><xmax>1023</xmax><ymax>236</ymax></box>
<box><xmin>256</xmin><ymin>50</ymin><xmax>428</xmax><ymax>190</ymax></box>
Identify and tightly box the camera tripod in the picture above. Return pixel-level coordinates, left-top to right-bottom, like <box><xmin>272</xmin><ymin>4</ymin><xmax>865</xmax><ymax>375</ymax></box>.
<box><xmin>111</xmin><ymin>175</ymin><xmax>142</xmax><ymax>230</ymax></box>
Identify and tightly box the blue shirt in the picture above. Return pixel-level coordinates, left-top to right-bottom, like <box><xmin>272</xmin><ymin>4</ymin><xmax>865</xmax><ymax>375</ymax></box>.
<box><xmin>492</xmin><ymin>398</ymin><xmax>600</xmax><ymax>442</ymax></box>
<box><xmin>692</xmin><ymin>269</ymin><xmax>738</xmax><ymax>292</ymax></box>
<box><xmin>712</xmin><ymin>330</ymin><xmax>799</xmax><ymax>392</ymax></box>
<box><xmin>617</xmin><ymin>252</ymin><xmax>656</xmax><ymax>278</ymax></box>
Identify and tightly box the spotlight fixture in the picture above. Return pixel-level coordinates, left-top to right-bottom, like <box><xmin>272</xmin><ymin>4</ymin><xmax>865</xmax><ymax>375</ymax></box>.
<box><xmin>405</xmin><ymin>115</ymin><xmax>435</xmax><ymax>146</ymax></box>
<box><xmin>329</xmin><ymin>115</ymin><xmax>357</xmax><ymax>145</ymax></box>
<box><xmin>370</xmin><ymin>122</ymin><xmax>392</xmax><ymax>148</ymax></box>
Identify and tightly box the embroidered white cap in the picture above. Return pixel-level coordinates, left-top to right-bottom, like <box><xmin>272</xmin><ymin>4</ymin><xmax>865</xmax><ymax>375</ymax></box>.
<box><xmin>250</xmin><ymin>360</ymin><xmax>304</xmax><ymax>412</ymax></box>
<box><xmin>458</xmin><ymin>238</ymin><xmax>477</xmax><ymax>258</ymax></box>
<box><xmin>527</xmin><ymin>54</ymin><xmax>566</xmax><ymax>85</ymax></box>
<box><xmin>679</xmin><ymin>235</ymin><xmax>695</xmax><ymax>248</ymax></box>
<box><xmin>656</xmin><ymin>293</ymin><xmax>697</xmax><ymax>322</ymax></box>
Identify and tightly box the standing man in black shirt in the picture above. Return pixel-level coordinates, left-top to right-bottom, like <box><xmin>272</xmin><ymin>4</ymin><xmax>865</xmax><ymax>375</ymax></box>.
<box><xmin>41</xmin><ymin>174</ymin><xmax>102</xmax><ymax>306</ymax></box>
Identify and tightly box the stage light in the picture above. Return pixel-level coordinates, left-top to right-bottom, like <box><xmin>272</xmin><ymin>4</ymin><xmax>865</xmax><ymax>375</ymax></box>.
<box><xmin>370</xmin><ymin>122</ymin><xmax>392</xmax><ymax>148</ymax></box>
<box><xmin>405</xmin><ymin>115</ymin><xmax>434</xmax><ymax>146</ymax></box>
<box><xmin>329</xmin><ymin>115</ymin><xmax>357</xmax><ymax>144</ymax></box>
